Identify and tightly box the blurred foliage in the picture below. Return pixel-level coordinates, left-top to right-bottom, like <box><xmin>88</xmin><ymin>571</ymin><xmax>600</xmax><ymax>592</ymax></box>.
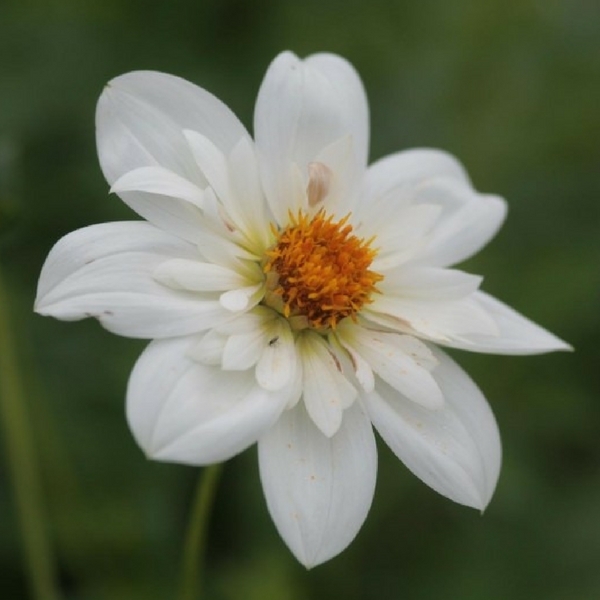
<box><xmin>1</xmin><ymin>0</ymin><xmax>599</xmax><ymax>598</ymax></box>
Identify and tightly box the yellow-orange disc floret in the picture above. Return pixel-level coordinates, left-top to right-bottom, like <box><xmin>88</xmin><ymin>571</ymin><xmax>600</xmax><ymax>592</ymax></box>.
<box><xmin>263</xmin><ymin>210</ymin><xmax>383</xmax><ymax>330</ymax></box>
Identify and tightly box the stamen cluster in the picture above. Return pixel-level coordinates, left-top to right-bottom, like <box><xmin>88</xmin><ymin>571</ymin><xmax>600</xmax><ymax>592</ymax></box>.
<box><xmin>263</xmin><ymin>210</ymin><xmax>383</xmax><ymax>329</ymax></box>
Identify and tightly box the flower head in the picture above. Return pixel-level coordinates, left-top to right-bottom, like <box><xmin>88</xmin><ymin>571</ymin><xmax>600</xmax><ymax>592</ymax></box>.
<box><xmin>35</xmin><ymin>52</ymin><xmax>570</xmax><ymax>567</ymax></box>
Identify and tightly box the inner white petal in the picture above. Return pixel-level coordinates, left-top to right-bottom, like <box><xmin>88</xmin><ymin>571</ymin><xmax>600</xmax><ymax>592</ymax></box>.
<box><xmin>366</xmin><ymin>204</ymin><xmax>442</xmax><ymax>271</ymax></box>
<box><xmin>312</xmin><ymin>135</ymin><xmax>358</xmax><ymax>215</ymax></box>
<box><xmin>380</xmin><ymin>267</ymin><xmax>483</xmax><ymax>300</ymax></box>
<box><xmin>228</xmin><ymin>137</ymin><xmax>271</xmax><ymax>251</ymax></box>
<box><xmin>255</xmin><ymin>318</ymin><xmax>297</xmax><ymax>391</ymax></box>
<box><xmin>222</xmin><ymin>330</ymin><xmax>268</xmax><ymax>371</ymax></box>
<box><xmin>215</xmin><ymin>306</ymin><xmax>278</xmax><ymax>335</ymax></box>
<box><xmin>110</xmin><ymin>166</ymin><xmax>205</xmax><ymax>209</ymax></box>
<box><xmin>184</xmin><ymin>129</ymin><xmax>249</xmax><ymax>237</ymax></box>
<box><xmin>369</xmin><ymin>295</ymin><xmax>500</xmax><ymax>342</ymax></box>
<box><xmin>297</xmin><ymin>332</ymin><xmax>357</xmax><ymax>437</ymax></box>
<box><xmin>154</xmin><ymin>258</ymin><xmax>248</xmax><ymax>292</ymax></box>
<box><xmin>329</xmin><ymin>332</ymin><xmax>375</xmax><ymax>393</ymax></box>
<box><xmin>187</xmin><ymin>329</ymin><xmax>227</xmax><ymax>365</ymax></box>
<box><xmin>337</xmin><ymin>324</ymin><xmax>443</xmax><ymax>410</ymax></box>
<box><xmin>219</xmin><ymin>283</ymin><xmax>264</xmax><ymax>312</ymax></box>
<box><xmin>184</xmin><ymin>129</ymin><xmax>234</xmax><ymax>204</ymax></box>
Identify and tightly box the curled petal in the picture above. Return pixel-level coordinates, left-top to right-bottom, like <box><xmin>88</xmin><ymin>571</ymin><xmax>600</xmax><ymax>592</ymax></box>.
<box><xmin>258</xmin><ymin>402</ymin><xmax>377</xmax><ymax>568</ymax></box>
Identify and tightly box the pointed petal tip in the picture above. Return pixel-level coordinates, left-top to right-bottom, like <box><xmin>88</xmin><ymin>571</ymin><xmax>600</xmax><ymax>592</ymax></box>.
<box><xmin>509</xmin><ymin>331</ymin><xmax>574</xmax><ymax>355</ymax></box>
<box><xmin>466</xmin><ymin>489</ymin><xmax>492</xmax><ymax>512</ymax></box>
<box><xmin>554</xmin><ymin>337</ymin><xmax>574</xmax><ymax>353</ymax></box>
<box><xmin>33</xmin><ymin>302</ymin><xmax>48</xmax><ymax>317</ymax></box>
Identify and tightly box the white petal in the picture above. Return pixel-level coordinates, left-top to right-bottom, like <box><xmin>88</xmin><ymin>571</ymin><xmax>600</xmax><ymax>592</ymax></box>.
<box><xmin>255</xmin><ymin>319</ymin><xmax>297</xmax><ymax>391</ymax></box>
<box><xmin>368</xmin><ymin>293</ymin><xmax>499</xmax><ymax>342</ymax></box>
<box><xmin>363</xmin><ymin>347</ymin><xmax>501</xmax><ymax>509</ymax></box>
<box><xmin>297</xmin><ymin>333</ymin><xmax>357</xmax><ymax>437</ymax></box>
<box><xmin>127</xmin><ymin>337</ymin><xmax>288</xmax><ymax>465</ymax></box>
<box><xmin>332</xmin><ymin>333</ymin><xmax>374</xmax><ymax>393</ymax></box>
<box><xmin>112</xmin><ymin>188</ymin><xmax>208</xmax><ymax>244</ymax></box>
<box><xmin>36</xmin><ymin>221</ymin><xmax>195</xmax><ymax>300</ymax></box>
<box><xmin>228</xmin><ymin>137</ymin><xmax>270</xmax><ymax>249</ymax></box>
<box><xmin>221</xmin><ymin>330</ymin><xmax>267</xmax><ymax>371</ymax></box>
<box><xmin>35</xmin><ymin>222</ymin><xmax>229</xmax><ymax>338</ymax></box>
<box><xmin>96</xmin><ymin>71</ymin><xmax>251</xmax><ymax>241</ymax></box>
<box><xmin>304</xmin><ymin>53</ymin><xmax>369</xmax><ymax>168</ymax></box>
<box><xmin>96</xmin><ymin>70</ymin><xmax>250</xmax><ymax>186</ymax></box>
<box><xmin>258</xmin><ymin>401</ymin><xmax>377</xmax><ymax>568</ymax></box>
<box><xmin>219</xmin><ymin>283</ymin><xmax>263</xmax><ymax>312</ymax></box>
<box><xmin>184</xmin><ymin>133</ymin><xmax>267</xmax><ymax>252</ymax></box>
<box><xmin>215</xmin><ymin>306</ymin><xmax>278</xmax><ymax>335</ymax></box>
<box><xmin>153</xmin><ymin>258</ymin><xmax>249</xmax><ymax>292</ymax></box>
<box><xmin>362</xmin><ymin>148</ymin><xmax>470</xmax><ymax>204</ymax></box>
<box><xmin>108</xmin><ymin>164</ymin><xmax>210</xmax><ymax>244</ymax></box>
<box><xmin>183</xmin><ymin>129</ymin><xmax>247</xmax><ymax>233</ymax></box>
<box><xmin>313</xmin><ymin>135</ymin><xmax>360</xmax><ymax>215</ymax></box>
<box><xmin>110</xmin><ymin>166</ymin><xmax>205</xmax><ymax>208</ymax></box>
<box><xmin>338</xmin><ymin>324</ymin><xmax>443</xmax><ymax>409</ymax></box>
<box><xmin>367</xmin><ymin>204</ymin><xmax>442</xmax><ymax>271</ymax></box>
<box><xmin>284</xmin><ymin>350</ymin><xmax>304</xmax><ymax>409</ymax></box>
<box><xmin>194</xmin><ymin>197</ymin><xmax>260</xmax><ymax>267</ymax></box>
<box><xmin>187</xmin><ymin>329</ymin><xmax>227</xmax><ymax>365</ymax></box>
<box><xmin>380</xmin><ymin>267</ymin><xmax>482</xmax><ymax>300</ymax></box>
<box><xmin>412</xmin><ymin>179</ymin><xmax>507</xmax><ymax>267</ymax></box>
<box><xmin>254</xmin><ymin>51</ymin><xmax>369</xmax><ymax>223</ymax></box>
<box><xmin>360</xmin><ymin>151</ymin><xmax>506</xmax><ymax>268</ymax></box>
<box><xmin>445</xmin><ymin>291</ymin><xmax>573</xmax><ymax>354</ymax></box>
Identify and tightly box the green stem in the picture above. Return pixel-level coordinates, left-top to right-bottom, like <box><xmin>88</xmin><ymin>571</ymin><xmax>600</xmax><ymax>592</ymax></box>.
<box><xmin>0</xmin><ymin>267</ymin><xmax>61</xmax><ymax>600</ymax></box>
<box><xmin>180</xmin><ymin>464</ymin><xmax>224</xmax><ymax>600</ymax></box>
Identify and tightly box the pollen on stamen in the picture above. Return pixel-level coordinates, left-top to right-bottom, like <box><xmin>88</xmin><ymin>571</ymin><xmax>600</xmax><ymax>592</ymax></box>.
<box><xmin>263</xmin><ymin>209</ymin><xmax>383</xmax><ymax>330</ymax></box>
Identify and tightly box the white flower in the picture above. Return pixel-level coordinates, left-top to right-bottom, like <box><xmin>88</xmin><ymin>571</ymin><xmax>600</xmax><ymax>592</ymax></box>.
<box><xmin>35</xmin><ymin>52</ymin><xmax>570</xmax><ymax>567</ymax></box>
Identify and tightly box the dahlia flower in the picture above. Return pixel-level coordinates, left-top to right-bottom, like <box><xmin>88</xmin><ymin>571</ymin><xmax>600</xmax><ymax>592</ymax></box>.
<box><xmin>35</xmin><ymin>51</ymin><xmax>569</xmax><ymax>567</ymax></box>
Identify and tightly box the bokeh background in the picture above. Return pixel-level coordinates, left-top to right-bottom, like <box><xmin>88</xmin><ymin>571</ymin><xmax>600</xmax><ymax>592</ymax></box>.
<box><xmin>1</xmin><ymin>0</ymin><xmax>599</xmax><ymax>598</ymax></box>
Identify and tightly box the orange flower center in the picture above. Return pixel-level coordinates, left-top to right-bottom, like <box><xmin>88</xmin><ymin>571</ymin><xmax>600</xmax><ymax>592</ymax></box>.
<box><xmin>263</xmin><ymin>210</ymin><xmax>383</xmax><ymax>330</ymax></box>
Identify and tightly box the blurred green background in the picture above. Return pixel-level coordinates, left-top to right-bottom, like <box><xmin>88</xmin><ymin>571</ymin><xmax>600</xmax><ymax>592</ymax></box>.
<box><xmin>1</xmin><ymin>0</ymin><xmax>599</xmax><ymax>598</ymax></box>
